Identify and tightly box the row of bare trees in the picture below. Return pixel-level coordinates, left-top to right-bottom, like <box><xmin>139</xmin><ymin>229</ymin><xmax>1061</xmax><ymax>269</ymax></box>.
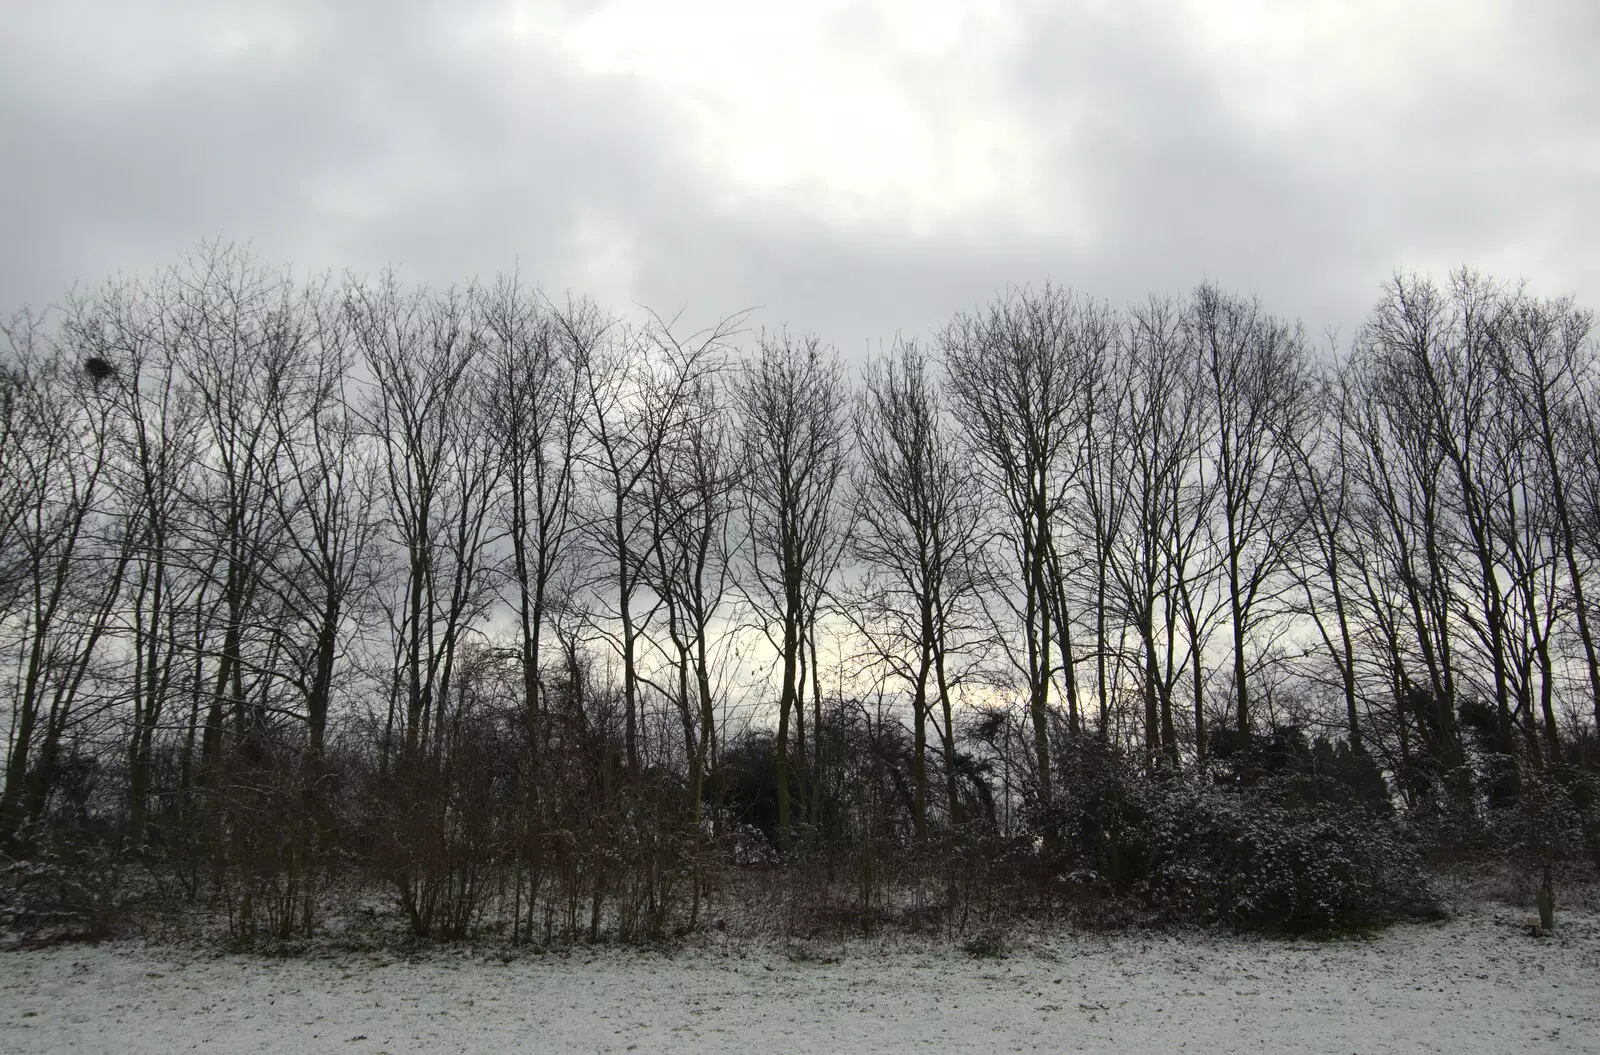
<box><xmin>3</xmin><ymin>246</ymin><xmax>1598</xmax><ymax>939</ymax></box>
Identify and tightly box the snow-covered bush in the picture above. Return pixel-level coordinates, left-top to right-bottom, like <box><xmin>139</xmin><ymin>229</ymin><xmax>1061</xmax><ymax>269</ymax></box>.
<box><xmin>1037</xmin><ymin>734</ymin><xmax>1436</xmax><ymax>930</ymax></box>
<box><xmin>1130</xmin><ymin>777</ymin><xmax>1434</xmax><ymax>929</ymax></box>
<box><xmin>0</xmin><ymin>823</ymin><xmax>122</xmax><ymax>945</ymax></box>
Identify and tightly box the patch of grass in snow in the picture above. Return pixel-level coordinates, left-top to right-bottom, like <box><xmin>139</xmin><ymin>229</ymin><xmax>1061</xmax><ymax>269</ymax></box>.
<box><xmin>959</xmin><ymin>926</ymin><xmax>1009</xmax><ymax>959</ymax></box>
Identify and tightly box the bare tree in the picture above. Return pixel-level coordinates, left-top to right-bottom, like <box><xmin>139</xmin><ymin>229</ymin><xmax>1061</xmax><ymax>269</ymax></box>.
<box><xmin>850</xmin><ymin>339</ymin><xmax>982</xmax><ymax>835</ymax></box>
<box><xmin>1284</xmin><ymin>360</ymin><xmax>1365</xmax><ymax>750</ymax></box>
<box><xmin>480</xmin><ymin>280</ymin><xmax>587</xmax><ymax>940</ymax></box>
<box><xmin>351</xmin><ymin>278</ymin><xmax>503</xmax><ymax>768</ymax></box>
<box><xmin>58</xmin><ymin>276</ymin><xmax>207</xmax><ymax>850</ymax></box>
<box><xmin>0</xmin><ymin>313</ymin><xmax>132</xmax><ymax>847</ymax></box>
<box><xmin>1496</xmin><ymin>293</ymin><xmax>1600</xmax><ymax>736</ymax></box>
<box><xmin>577</xmin><ymin>308</ymin><xmax>721</xmax><ymax>780</ymax></box>
<box><xmin>168</xmin><ymin>246</ymin><xmax>312</xmax><ymax>791</ymax></box>
<box><xmin>1100</xmin><ymin>298</ymin><xmax>1211</xmax><ymax>766</ymax></box>
<box><xmin>736</xmin><ymin>332</ymin><xmax>849</xmax><ymax>846</ymax></box>
<box><xmin>1346</xmin><ymin>291</ymin><xmax>1468</xmax><ymax>800</ymax></box>
<box><xmin>263</xmin><ymin>287</ymin><xmax>379</xmax><ymax>765</ymax></box>
<box><xmin>1074</xmin><ymin>320</ymin><xmax>1134</xmax><ymax>741</ymax></box>
<box><xmin>350</xmin><ymin>276</ymin><xmax>506</xmax><ymax>932</ymax></box>
<box><xmin>943</xmin><ymin>287</ymin><xmax>1099</xmax><ymax>806</ymax></box>
<box><xmin>639</xmin><ymin>314</ymin><xmax>742</xmax><ymax>831</ymax></box>
<box><xmin>1187</xmin><ymin>284</ymin><xmax>1317</xmax><ymax>737</ymax></box>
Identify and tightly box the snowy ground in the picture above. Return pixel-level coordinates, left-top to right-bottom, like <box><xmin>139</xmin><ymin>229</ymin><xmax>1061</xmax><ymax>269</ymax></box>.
<box><xmin>1</xmin><ymin>908</ymin><xmax>1596</xmax><ymax>1053</ymax></box>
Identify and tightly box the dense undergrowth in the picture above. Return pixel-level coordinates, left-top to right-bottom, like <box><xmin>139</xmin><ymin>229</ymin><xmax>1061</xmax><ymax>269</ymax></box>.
<box><xmin>6</xmin><ymin>725</ymin><xmax>1596</xmax><ymax>953</ymax></box>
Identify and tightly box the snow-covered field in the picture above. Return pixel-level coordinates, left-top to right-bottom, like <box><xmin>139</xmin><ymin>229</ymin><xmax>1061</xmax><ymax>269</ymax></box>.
<box><xmin>1</xmin><ymin>908</ymin><xmax>1596</xmax><ymax>1053</ymax></box>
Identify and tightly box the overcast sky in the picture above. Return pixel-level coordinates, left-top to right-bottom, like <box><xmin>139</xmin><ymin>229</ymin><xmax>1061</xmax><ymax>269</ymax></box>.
<box><xmin>3</xmin><ymin>0</ymin><xmax>1596</xmax><ymax>354</ymax></box>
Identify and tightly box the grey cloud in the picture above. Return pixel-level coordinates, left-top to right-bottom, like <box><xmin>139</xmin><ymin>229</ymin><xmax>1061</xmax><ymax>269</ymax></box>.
<box><xmin>2</xmin><ymin>0</ymin><xmax>1596</xmax><ymax>357</ymax></box>
<box><xmin>996</xmin><ymin>1</ymin><xmax>1599</xmax><ymax>334</ymax></box>
<box><xmin>0</xmin><ymin>1</ymin><xmax>687</xmax><ymax>302</ymax></box>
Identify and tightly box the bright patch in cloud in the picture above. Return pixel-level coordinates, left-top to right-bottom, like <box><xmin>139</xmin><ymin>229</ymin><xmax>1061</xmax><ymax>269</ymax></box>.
<box><xmin>504</xmin><ymin>0</ymin><xmax>1076</xmax><ymax>239</ymax></box>
<box><xmin>1169</xmin><ymin>0</ymin><xmax>1520</xmax><ymax>131</ymax></box>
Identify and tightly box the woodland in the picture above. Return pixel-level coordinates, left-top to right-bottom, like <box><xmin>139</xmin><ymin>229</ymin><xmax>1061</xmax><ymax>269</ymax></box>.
<box><xmin>2</xmin><ymin>244</ymin><xmax>1597</xmax><ymax>946</ymax></box>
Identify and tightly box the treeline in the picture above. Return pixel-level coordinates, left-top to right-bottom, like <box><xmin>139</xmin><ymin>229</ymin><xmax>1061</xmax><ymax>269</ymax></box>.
<box><xmin>1</xmin><ymin>244</ymin><xmax>1597</xmax><ymax>942</ymax></box>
